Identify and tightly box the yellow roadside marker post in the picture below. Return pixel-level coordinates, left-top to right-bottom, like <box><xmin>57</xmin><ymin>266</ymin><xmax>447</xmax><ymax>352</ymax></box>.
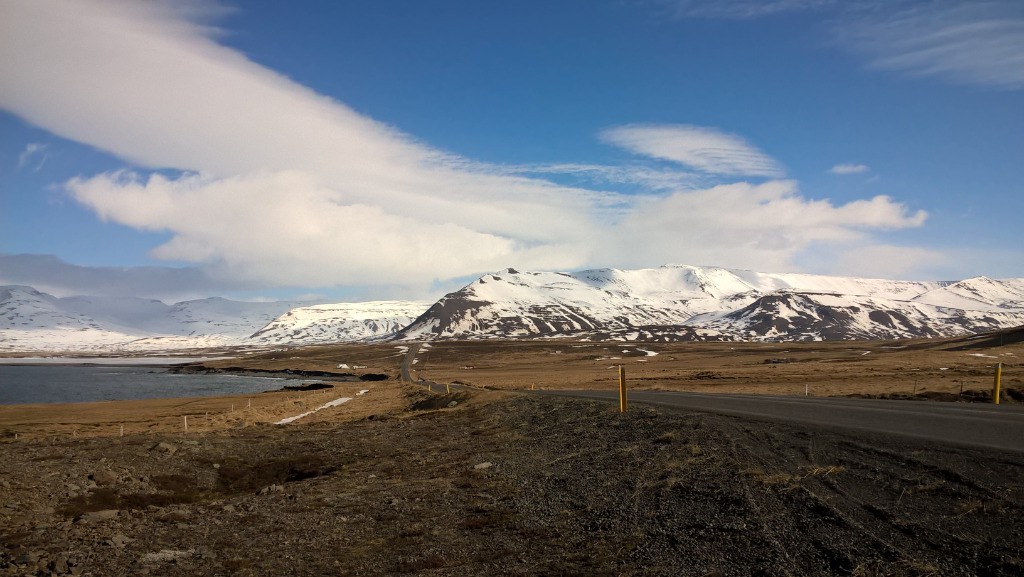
<box><xmin>993</xmin><ymin>363</ymin><xmax>1003</xmax><ymax>405</ymax></box>
<box><xmin>619</xmin><ymin>365</ymin><xmax>628</xmax><ymax>413</ymax></box>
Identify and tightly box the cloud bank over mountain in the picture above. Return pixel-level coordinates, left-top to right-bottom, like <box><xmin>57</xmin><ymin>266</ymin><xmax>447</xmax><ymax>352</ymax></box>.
<box><xmin>1</xmin><ymin>0</ymin><xmax>937</xmax><ymax>297</ymax></box>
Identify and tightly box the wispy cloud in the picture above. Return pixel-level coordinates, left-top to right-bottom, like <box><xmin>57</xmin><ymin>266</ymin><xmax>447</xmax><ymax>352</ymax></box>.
<box><xmin>0</xmin><ymin>0</ymin><xmax>930</xmax><ymax>293</ymax></box>
<box><xmin>600</xmin><ymin>124</ymin><xmax>785</xmax><ymax>178</ymax></box>
<box><xmin>17</xmin><ymin>143</ymin><xmax>48</xmax><ymax>171</ymax></box>
<box><xmin>663</xmin><ymin>1</ymin><xmax>1024</xmax><ymax>91</ymax></box>
<box><xmin>829</xmin><ymin>163</ymin><xmax>870</xmax><ymax>175</ymax></box>
<box><xmin>0</xmin><ymin>253</ymin><xmax>236</xmax><ymax>301</ymax></box>
<box><xmin>841</xmin><ymin>1</ymin><xmax>1024</xmax><ymax>90</ymax></box>
<box><xmin>660</xmin><ymin>0</ymin><xmax>836</xmax><ymax>19</ymax></box>
<box><xmin>492</xmin><ymin>162</ymin><xmax>706</xmax><ymax>192</ymax></box>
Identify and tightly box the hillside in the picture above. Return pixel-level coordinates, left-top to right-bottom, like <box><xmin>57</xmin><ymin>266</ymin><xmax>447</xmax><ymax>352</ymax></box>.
<box><xmin>396</xmin><ymin>265</ymin><xmax>1024</xmax><ymax>341</ymax></box>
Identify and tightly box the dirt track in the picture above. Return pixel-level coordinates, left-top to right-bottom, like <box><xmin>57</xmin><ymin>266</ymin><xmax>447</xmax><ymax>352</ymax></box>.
<box><xmin>2</xmin><ymin>386</ymin><xmax>1022</xmax><ymax>576</ymax></box>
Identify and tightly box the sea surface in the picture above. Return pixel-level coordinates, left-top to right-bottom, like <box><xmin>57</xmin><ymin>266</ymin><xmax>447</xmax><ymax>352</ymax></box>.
<box><xmin>0</xmin><ymin>364</ymin><xmax>299</xmax><ymax>404</ymax></box>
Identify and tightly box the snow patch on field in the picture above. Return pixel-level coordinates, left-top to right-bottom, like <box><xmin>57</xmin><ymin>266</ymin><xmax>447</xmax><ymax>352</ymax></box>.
<box><xmin>275</xmin><ymin>396</ymin><xmax>352</xmax><ymax>425</ymax></box>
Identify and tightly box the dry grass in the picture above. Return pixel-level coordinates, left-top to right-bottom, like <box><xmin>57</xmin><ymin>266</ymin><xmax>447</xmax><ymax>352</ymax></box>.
<box><xmin>1</xmin><ymin>332</ymin><xmax>1018</xmax><ymax>439</ymax></box>
<box><xmin>407</xmin><ymin>338</ymin><xmax>1022</xmax><ymax>400</ymax></box>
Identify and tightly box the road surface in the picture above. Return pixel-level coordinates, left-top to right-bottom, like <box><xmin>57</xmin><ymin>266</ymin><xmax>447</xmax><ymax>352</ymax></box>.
<box><xmin>538</xmin><ymin>389</ymin><xmax>1024</xmax><ymax>453</ymax></box>
<box><xmin>399</xmin><ymin>343</ymin><xmax>420</xmax><ymax>383</ymax></box>
<box><xmin>400</xmin><ymin>342</ymin><xmax>454</xmax><ymax>393</ymax></box>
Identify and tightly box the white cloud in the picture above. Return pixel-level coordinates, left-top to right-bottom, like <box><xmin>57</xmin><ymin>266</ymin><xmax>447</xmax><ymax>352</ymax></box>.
<box><xmin>601</xmin><ymin>124</ymin><xmax>785</xmax><ymax>178</ymax></box>
<box><xmin>597</xmin><ymin>181</ymin><xmax>926</xmax><ymax>272</ymax></box>
<box><xmin>17</xmin><ymin>142</ymin><xmax>48</xmax><ymax>171</ymax></box>
<box><xmin>0</xmin><ymin>0</ymin><xmax>932</xmax><ymax>294</ymax></box>
<box><xmin>842</xmin><ymin>1</ymin><xmax>1024</xmax><ymax>90</ymax></box>
<box><xmin>0</xmin><ymin>253</ymin><xmax>234</xmax><ymax>301</ymax></box>
<box><xmin>67</xmin><ymin>170</ymin><xmax>598</xmax><ymax>287</ymax></box>
<box><xmin>829</xmin><ymin>163</ymin><xmax>870</xmax><ymax>175</ymax></box>
<box><xmin>827</xmin><ymin>245</ymin><xmax>950</xmax><ymax>280</ymax></box>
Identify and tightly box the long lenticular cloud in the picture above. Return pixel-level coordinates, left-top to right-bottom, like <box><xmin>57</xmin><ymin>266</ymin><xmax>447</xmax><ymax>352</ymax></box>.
<box><xmin>0</xmin><ymin>0</ymin><xmax>929</xmax><ymax>290</ymax></box>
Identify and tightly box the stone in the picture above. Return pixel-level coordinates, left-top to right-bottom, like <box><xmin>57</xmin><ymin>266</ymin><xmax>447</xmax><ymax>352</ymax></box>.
<box><xmin>151</xmin><ymin>442</ymin><xmax>177</xmax><ymax>455</ymax></box>
<box><xmin>49</xmin><ymin>553</ymin><xmax>70</xmax><ymax>574</ymax></box>
<box><xmin>108</xmin><ymin>533</ymin><xmax>131</xmax><ymax>548</ymax></box>
<box><xmin>14</xmin><ymin>550</ymin><xmax>41</xmax><ymax>566</ymax></box>
<box><xmin>473</xmin><ymin>462</ymin><xmax>493</xmax><ymax>470</ymax></box>
<box><xmin>447</xmin><ymin>401</ymin><xmax>458</xmax><ymax>408</ymax></box>
<box><xmin>78</xmin><ymin>509</ymin><xmax>119</xmax><ymax>523</ymax></box>
<box><xmin>90</xmin><ymin>470</ymin><xmax>118</xmax><ymax>486</ymax></box>
<box><xmin>160</xmin><ymin>510</ymin><xmax>190</xmax><ymax>523</ymax></box>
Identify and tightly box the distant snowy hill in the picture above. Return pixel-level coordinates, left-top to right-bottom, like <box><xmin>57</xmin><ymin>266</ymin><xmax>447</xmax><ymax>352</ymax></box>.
<box><xmin>247</xmin><ymin>301</ymin><xmax>430</xmax><ymax>345</ymax></box>
<box><xmin>4</xmin><ymin>265</ymin><xmax>1024</xmax><ymax>352</ymax></box>
<box><xmin>395</xmin><ymin>266</ymin><xmax>1024</xmax><ymax>342</ymax></box>
<box><xmin>0</xmin><ymin>286</ymin><xmax>424</xmax><ymax>352</ymax></box>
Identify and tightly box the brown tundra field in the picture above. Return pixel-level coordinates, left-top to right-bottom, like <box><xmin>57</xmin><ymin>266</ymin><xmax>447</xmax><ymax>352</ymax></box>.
<box><xmin>1</xmin><ymin>327</ymin><xmax>1022</xmax><ymax>576</ymax></box>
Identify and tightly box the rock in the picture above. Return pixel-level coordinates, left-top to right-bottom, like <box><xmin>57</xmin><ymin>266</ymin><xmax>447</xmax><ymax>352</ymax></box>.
<box><xmin>222</xmin><ymin>504</ymin><xmax>236</xmax><ymax>513</ymax></box>
<box><xmin>49</xmin><ymin>553</ymin><xmax>70</xmax><ymax>574</ymax></box>
<box><xmin>257</xmin><ymin>484</ymin><xmax>285</xmax><ymax>495</ymax></box>
<box><xmin>151</xmin><ymin>442</ymin><xmax>177</xmax><ymax>455</ymax></box>
<box><xmin>141</xmin><ymin>549</ymin><xmax>195</xmax><ymax>564</ymax></box>
<box><xmin>78</xmin><ymin>509</ymin><xmax>119</xmax><ymax>523</ymax></box>
<box><xmin>14</xmin><ymin>550</ymin><xmax>41</xmax><ymax>566</ymax></box>
<box><xmin>160</xmin><ymin>510</ymin><xmax>190</xmax><ymax>523</ymax></box>
<box><xmin>473</xmin><ymin>462</ymin><xmax>493</xmax><ymax>470</ymax></box>
<box><xmin>108</xmin><ymin>533</ymin><xmax>131</xmax><ymax>548</ymax></box>
<box><xmin>447</xmin><ymin>401</ymin><xmax>458</xmax><ymax>408</ymax></box>
<box><xmin>90</xmin><ymin>470</ymin><xmax>118</xmax><ymax>486</ymax></box>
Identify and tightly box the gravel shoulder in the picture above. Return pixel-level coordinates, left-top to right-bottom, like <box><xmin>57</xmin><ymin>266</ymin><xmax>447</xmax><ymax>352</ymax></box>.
<box><xmin>2</xmin><ymin>385</ymin><xmax>1022</xmax><ymax>576</ymax></box>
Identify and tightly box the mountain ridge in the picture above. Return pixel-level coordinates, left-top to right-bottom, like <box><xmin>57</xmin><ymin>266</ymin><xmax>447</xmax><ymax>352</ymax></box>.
<box><xmin>3</xmin><ymin>265</ymin><xmax>1024</xmax><ymax>352</ymax></box>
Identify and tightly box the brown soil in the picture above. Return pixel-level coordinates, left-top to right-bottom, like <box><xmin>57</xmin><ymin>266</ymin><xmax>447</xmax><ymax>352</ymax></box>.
<box><xmin>2</xmin><ymin>386</ymin><xmax>1022</xmax><ymax>576</ymax></box>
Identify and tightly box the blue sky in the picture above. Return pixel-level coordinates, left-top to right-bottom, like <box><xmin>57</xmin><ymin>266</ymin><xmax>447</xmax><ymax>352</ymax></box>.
<box><xmin>1</xmin><ymin>0</ymin><xmax>1022</xmax><ymax>302</ymax></box>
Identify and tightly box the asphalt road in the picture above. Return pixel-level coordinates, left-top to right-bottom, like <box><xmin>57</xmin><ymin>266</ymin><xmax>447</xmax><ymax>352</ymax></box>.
<box><xmin>538</xmin><ymin>389</ymin><xmax>1024</xmax><ymax>453</ymax></box>
<box><xmin>399</xmin><ymin>343</ymin><xmax>420</xmax><ymax>383</ymax></box>
<box><xmin>400</xmin><ymin>343</ymin><xmax>456</xmax><ymax>393</ymax></box>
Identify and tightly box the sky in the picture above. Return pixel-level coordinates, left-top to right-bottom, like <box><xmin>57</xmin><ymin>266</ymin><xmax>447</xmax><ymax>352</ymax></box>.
<box><xmin>1</xmin><ymin>0</ymin><xmax>1022</xmax><ymax>303</ymax></box>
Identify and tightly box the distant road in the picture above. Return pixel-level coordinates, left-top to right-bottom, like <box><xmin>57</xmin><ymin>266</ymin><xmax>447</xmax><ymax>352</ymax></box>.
<box><xmin>400</xmin><ymin>343</ymin><xmax>420</xmax><ymax>383</ymax></box>
<box><xmin>537</xmin><ymin>390</ymin><xmax>1024</xmax><ymax>453</ymax></box>
<box><xmin>400</xmin><ymin>343</ymin><xmax>454</xmax><ymax>394</ymax></box>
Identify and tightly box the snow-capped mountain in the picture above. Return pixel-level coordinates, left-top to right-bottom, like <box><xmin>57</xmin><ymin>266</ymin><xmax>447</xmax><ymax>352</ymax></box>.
<box><xmin>0</xmin><ymin>286</ymin><xmax>424</xmax><ymax>352</ymax></box>
<box><xmin>4</xmin><ymin>264</ymin><xmax>1024</xmax><ymax>352</ymax></box>
<box><xmin>248</xmin><ymin>301</ymin><xmax>430</xmax><ymax>345</ymax></box>
<box><xmin>395</xmin><ymin>266</ymin><xmax>1024</xmax><ymax>342</ymax></box>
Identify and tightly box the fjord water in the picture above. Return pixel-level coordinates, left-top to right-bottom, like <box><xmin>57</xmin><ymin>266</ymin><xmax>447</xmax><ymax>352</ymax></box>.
<box><xmin>0</xmin><ymin>365</ymin><xmax>292</xmax><ymax>404</ymax></box>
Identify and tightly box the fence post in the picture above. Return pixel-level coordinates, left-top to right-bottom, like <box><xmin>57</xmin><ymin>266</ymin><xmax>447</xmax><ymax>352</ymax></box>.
<box><xmin>993</xmin><ymin>363</ymin><xmax>1003</xmax><ymax>405</ymax></box>
<box><xmin>619</xmin><ymin>365</ymin><xmax>628</xmax><ymax>413</ymax></box>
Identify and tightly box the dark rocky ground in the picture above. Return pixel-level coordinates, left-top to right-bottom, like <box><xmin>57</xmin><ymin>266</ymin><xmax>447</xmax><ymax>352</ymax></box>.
<box><xmin>1</xmin><ymin>388</ymin><xmax>1022</xmax><ymax>576</ymax></box>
